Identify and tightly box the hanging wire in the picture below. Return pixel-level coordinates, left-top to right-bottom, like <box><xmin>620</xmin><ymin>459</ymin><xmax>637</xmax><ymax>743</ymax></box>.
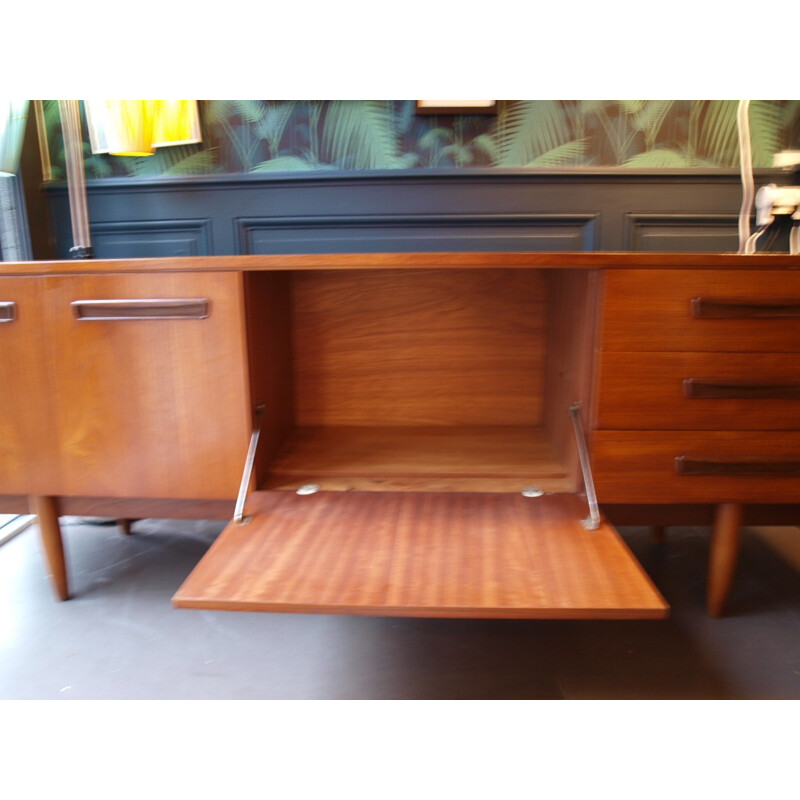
<box><xmin>743</xmin><ymin>225</ymin><xmax>768</xmax><ymax>254</ymax></box>
<box><xmin>790</xmin><ymin>222</ymin><xmax>800</xmax><ymax>255</ymax></box>
<box><xmin>58</xmin><ymin>100</ymin><xmax>93</xmax><ymax>258</ymax></box>
<box><xmin>737</xmin><ymin>100</ymin><xmax>755</xmax><ymax>254</ymax></box>
<box><xmin>761</xmin><ymin>223</ymin><xmax>782</xmax><ymax>252</ymax></box>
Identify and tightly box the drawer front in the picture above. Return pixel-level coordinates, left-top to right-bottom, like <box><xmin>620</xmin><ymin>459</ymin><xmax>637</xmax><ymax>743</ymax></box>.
<box><xmin>45</xmin><ymin>272</ymin><xmax>252</xmax><ymax>500</ymax></box>
<box><xmin>594</xmin><ymin>351</ymin><xmax>800</xmax><ymax>430</ymax></box>
<box><xmin>0</xmin><ymin>277</ymin><xmax>60</xmax><ymax>495</ymax></box>
<box><xmin>591</xmin><ymin>430</ymin><xmax>800</xmax><ymax>504</ymax></box>
<box><xmin>601</xmin><ymin>269</ymin><xmax>800</xmax><ymax>352</ymax></box>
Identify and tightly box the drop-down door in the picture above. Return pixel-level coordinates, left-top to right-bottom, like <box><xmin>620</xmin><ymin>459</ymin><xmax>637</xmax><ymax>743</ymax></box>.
<box><xmin>173</xmin><ymin>490</ymin><xmax>668</xmax><ymax>619</ymax></box>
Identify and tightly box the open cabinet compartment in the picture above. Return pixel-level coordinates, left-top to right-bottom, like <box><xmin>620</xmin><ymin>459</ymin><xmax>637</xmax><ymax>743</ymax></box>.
<box><xmin>174</xmin><ymin>265</ymin><xmax>668</xmax><ymax>619</ymax></box>
<box><xmin>244</xmin><ymin>267</ymin><xmax>595</xmax><ymax>494</ymax></box>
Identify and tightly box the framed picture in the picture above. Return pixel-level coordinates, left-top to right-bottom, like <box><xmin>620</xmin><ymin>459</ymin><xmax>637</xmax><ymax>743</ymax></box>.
<box><xmin>415</xmin><ymin>101</ymin><xmax>497</xmax><ymax>115</ymax></box>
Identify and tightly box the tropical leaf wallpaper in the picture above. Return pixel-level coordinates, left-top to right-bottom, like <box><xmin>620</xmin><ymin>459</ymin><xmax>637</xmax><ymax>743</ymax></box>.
<box><xmin>40</xmin><ymin>100</ymin><xmax>800</xmax><ymax>180</ymax></box>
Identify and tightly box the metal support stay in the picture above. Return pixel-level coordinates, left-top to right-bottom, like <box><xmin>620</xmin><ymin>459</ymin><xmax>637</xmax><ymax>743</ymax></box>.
<box><xmin>570</xmin><ymin>403</ymin><xmax>601</xmax><ymax>531</ymax></box>
<box><xmin>233</xmin><ymin>404</ymin><xmax>265</xmax><ymax>525</ymax></box>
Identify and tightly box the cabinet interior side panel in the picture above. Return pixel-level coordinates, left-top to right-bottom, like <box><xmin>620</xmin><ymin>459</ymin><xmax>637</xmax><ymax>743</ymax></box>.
<box><xmin>543</xmin><ymin>269</ymin><xmax>598</xmax><ymax>489</ymax></box>
<box><xmin>244</xmin><ymin>272</ymin><xmax>296</xmax><ymax>485</ymax></box>
<box><xmin>290</xmin><ymin>269</ymin><xmax>547</xmax><ymax>427</ymax></box>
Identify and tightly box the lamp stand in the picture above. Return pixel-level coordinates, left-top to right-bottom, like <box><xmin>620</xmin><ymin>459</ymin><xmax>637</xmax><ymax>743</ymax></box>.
<box><xmin>58</xmin><ymin>100</ymin><xmax>93</xmax><ymax>258</ymax></box>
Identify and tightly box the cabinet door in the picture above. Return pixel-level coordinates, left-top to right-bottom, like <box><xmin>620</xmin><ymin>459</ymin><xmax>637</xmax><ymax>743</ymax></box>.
<box><xmin>174</xmin><ymin>490</ymin><xmax>668</xmax><ymax>619</ymax></box>
<box><xmin>0</xmin><ymin>277</ymin><xmax>59</xmax><ymax>495</ymax></box>
<box><xmin>45</xmin><ymin>272</ymin><xmax>252</xmax><ymax>500</ymax></box>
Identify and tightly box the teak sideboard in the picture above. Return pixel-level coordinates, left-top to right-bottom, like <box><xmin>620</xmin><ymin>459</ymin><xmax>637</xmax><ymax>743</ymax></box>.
<box><xmin>2</xmin><ymin>252</ymin><xmax>800</xmax><ymax>619</ymax></box>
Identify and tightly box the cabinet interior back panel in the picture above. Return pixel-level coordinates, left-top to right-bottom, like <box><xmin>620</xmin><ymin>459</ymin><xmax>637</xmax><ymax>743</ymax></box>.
<box><xmin>290</xmin><ymin>269</ymin><xmax>547</xmax><ymax>427</ymax></box>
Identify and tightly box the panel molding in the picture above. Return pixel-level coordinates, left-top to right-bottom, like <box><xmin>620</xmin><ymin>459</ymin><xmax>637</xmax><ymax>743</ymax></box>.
<box><xmin>90</xmin><ymin>219</ymin><xmax>212</xmax><ymax>259</ymax></box>
<box><xmin>624</xmin><ymin>213</ymin><xmax>742</xmax><ymax>253</ymax></box>
<box><xmin>236</xmin><ymin>213</ymin><xmax>599</xmax><ymax>254</ymax></box>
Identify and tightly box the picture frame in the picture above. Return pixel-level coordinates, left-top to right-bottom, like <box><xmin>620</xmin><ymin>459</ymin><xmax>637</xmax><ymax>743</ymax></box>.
<box><xmin>415</xmin><ymin>101</ymin><xmax>498</xmax><ymax>115</ymax></box>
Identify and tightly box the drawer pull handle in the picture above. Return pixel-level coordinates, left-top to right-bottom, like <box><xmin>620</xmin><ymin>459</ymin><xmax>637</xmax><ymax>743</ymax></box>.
<box><xmin>676</xmin><ymin>456</ymin><xmax>800</xmax><ymax>476</ymax></box>
<box><xmin>0</xmin><ymin>301</ymin><xmax>16</xmax><ymax>322</ymax></box>
<box><xmin>72</xmin><ymin>298</ymin><xmax>209</xmax><ymax>320</ymax></box>
<box><xmin>683</xmin><ymin>379</ymin><xmax>800</xmax><ymax>400</ymax></box>
<box><xmin>691</xmin><ymin>297</ymin><xmax>800</xmax><ymax>319</ymax></box>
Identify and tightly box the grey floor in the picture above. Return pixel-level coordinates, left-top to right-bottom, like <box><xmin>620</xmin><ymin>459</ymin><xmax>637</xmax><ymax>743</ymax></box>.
<box><xmin>2</xmin><ymin>515</ymin><xmax>800</xmax><ymax>699</ymax></box>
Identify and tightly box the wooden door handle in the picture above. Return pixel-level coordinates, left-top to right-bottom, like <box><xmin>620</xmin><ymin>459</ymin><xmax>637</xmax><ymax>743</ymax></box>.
<box><xmin>675</xmin><ymin>456</ymin><xmax>800</xmax><ymax>476</ymax></box>
<box><xmin>691</xmin><ymin>297</ymin><xmax>800</xmax><ymax>319</ymax></box>
<box><xmin>0</xmin><ymin>301</ymin><xmax>17</xmax><ymax>322</ymax></box>
<box><xmin>71</xmin><ymin>298</ymin><xmax>209</xmax><ymax>320</ymax></box>
<box><xmin>683</xmin><ymin>379</ymin><xmax>800</xmax><ymax>400</ymax></box>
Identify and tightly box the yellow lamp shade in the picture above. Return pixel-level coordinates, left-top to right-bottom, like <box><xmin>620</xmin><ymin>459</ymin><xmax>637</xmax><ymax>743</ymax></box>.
<box><xmin>104</xmin><ymin>100</ymin><xmax>158</xmax><ymax>156</ymax></box>
<box><xmin>85</xmin><ymin>100</ymin><xmax>201</xmax><ymax>157</ymax></box>
<box><xmin>152</xmin><ymin>100</ymin><xmax>201</xmax><ymax>147</ymax></box>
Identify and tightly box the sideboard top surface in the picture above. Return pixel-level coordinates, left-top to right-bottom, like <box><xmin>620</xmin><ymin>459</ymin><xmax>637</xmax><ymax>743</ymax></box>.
<box><xmin>2</xmin><ymin>252</ymin><xmax>799</xmax><ymax>276</ymax></box>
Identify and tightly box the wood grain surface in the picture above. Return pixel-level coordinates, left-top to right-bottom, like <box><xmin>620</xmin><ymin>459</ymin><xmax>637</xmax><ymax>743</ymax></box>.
<box><xmin>173</xmin><ymin>490</ymin><xmax>668</xmax><ymax>619</ymax></box>
<box><xmin>707</xmin><ymin>503</ymin><xmax>743</xmax><ymax>617</ymax></box>
<box><xmin>2</xmin><ymin>251</ymin><xmax>798</xmax><ymax>277</ymax></box>
<box><xmin>30</xmin><ymin>496</ymin><xmax>68</xmax><ymax>600</ymax></box>
<box><xmin>243</xmin><ymin>272</ymin><xmax>294</xmax><ymax>484</ymax></box>
<box><xmin>261</xmin><ymin>425</ymin><xmax>573</xmax><ymax>493</ymax></box>
<box><xmin>601</xmin><ymin>269</ymin><xmax>800</xmax><ymax>352</ymax></box>
<box><xmin>290</xmin><ymin>269</ymin><xmax>545</xmax><ymax>427</ymax></box>
<box><xmin>0</xmin><ymin>278</ymin><xmax>60</xmax><ymax>494</ymax></box>
<box><xmin>594</xmin><ymin>351</ymin><xmax>800</xmax><ymax>430</ymax></box>
<box><xmin>591</xmin><ymin>430</ymin><xmax>800</xmax><ymax>503</ymax></box>
<box><xmin>52</xmin><ymin>496</ymin><xmax>234</xmax><ymax>520</ymax></box>
<box><xmin>543</xmin><ymin>269</ymin><xmax>599</xmax><ymax>482</ymax></box>
<box><xmin>0</xmin><ymin>496</ymin><xmax>29</xmax><ymax>514</ymax></box>
<box><xmin>44</xmin><ymin>272</ymin><xmax>252</xmax><ymax>499</ymax></box>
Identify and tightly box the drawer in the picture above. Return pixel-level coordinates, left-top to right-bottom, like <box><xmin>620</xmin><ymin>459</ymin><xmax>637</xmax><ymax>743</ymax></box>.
<box><xmin>594</xmin><ymin>351</ymin><xmax>800</xmax><ymax>430</ymax></box>
<box><xmin>591</xmin><ymin>430</ymin><xmax>800</xmax><ymax>504</ymax></box>
<box><xmin>601</xmin><ymin>269</ymin><xmax>800</xmax><ymax>352</ymax></box>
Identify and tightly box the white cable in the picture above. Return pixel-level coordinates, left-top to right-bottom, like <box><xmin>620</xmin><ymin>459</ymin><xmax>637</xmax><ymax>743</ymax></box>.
<box><xmin>737</xmin><ymin>100</ymin><xmax>755</xmax><ymax>254</ymax></box>
<box><xmin>790</xmin><ymin>224</ymin><xmax>800</xmax><ymax>255</ymax></box>
<box><xmin>744</xmin><ymin>226</ymin><xmax>767</xmax><ymax>253</ymax></box>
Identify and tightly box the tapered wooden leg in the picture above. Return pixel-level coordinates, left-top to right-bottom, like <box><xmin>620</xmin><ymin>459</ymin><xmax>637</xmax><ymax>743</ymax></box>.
<box><xmin>118</xmin><ymin>519</ymin><xmax>133</xmax><ymax>535</ymax></box>
<box><xmin>29</xmin><ymin>496</ymin><xmax>69</xmax><ymax>601</ymax></box>
<box><xmin>651</xmin><ymin>525</ymin><xmax>666</xmax><ymax>544</ymax></box>
<box><xmin>707</xmin><ymin>502</ymin><xmax>742</xmax><ymax>618</ymax></box>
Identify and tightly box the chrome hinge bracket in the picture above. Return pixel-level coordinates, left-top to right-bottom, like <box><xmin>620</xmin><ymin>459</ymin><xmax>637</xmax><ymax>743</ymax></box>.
<box><xmin>570</xmin><ymin>403</ymin><xmax>601</xmax><ymax>531</ymax></box>
<box><xmin>233</xmin><ymin>404</ymin><xmax>265</xmax><ymax>526</ymax></box>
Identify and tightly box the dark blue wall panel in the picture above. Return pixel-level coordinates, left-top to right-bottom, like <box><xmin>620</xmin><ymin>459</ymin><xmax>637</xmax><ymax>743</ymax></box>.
<box><xmin>43</xmin><ymin>169</ymin><xmax>785</xmax><ymax>258</ymax></box>
<box><xmin>237</xmin><ymin>214</ymin><xmax>598</xmax><ymax>254</ymax></box>
<box><xmin>90</xmin><ymin>220</ymin><xmax>212</xmax><ymax>259</ymax></box>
